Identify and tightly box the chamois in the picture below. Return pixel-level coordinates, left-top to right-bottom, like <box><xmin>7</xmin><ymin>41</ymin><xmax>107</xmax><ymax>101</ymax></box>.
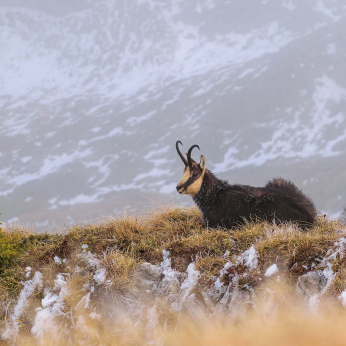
<box><xmin>175</xmin><ymin>141</ymin><xmax>316</xmax><ymax>230</ymax></box>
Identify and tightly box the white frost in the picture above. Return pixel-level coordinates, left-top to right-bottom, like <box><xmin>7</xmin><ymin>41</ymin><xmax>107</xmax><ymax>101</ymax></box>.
<box><xmin>54</xmin><ymin>256</ymin><xmax>62</xmax><ymax>265</ymax></box>
<box><xmin>338</xmin><ymin>289</ymin><xmax>346</xmax><ymax>307</ymax></box>
<box><xmin>89</xmin><ymin>312</ymin><xmax>101</xmax><ymax>320</ymax></box>
<box><xmin>308</xmin><ymin>294</ymin><xmax>320</xmax><ymax>312</ymax></box>
<box><xmin>305</xmin><ymin>237</ymin><xmax>345</xmax><ymax>309</ymax></box>
<box><xmin>264</xmin><ymin>264</ymin><xmax>279</xmax><ymax>277</ymax></box>
<box><xmin>146</xmin><ymin>305</ymin><xmax>160</xmax><ymax>342</ymax></box>
<box><xmin>316</xmin><ymin>237</ymin><xmax>345</xmax><ymax>297</ymax></box>
<box><xmin>93</xmin><ymin>268</ymin><xmax>107</xmax><ymax>285</ymax></box>
<box><xmin>321</xmin><ymin>237</ymin><xmax>346</xmax><ymax>265</ymax></box>
<box><xmin>77</xmin><ymin>250</ymin><xmax>107</xmax><ymax>286</ymax></box>
<box><xmin>237</xmin><ymin>245</ymin><xmax>259</xmax><ymax>270</ymax></box>
<box><xmin>214</xmin><ymin>262</ymin><xmax>232</xmax><ymax>289</ymax></box>
<box><xmin>160</xmin><ymin>250</ymin><xmax>180</xmax><ymax>289</ymax></box>
<box><xmin>321</xmin><ymin>262</ymin><xmax>336</xmax><ymax>295</ymax></box>
<box><xmin>180</xmin><ymin>263</ymin><xmax>200</xmax><ymax>302</ymax></box>
<box><xmin>214</xmin><ymin>245</ymin><xmax>258</xmax><ymax>290</ymax></box>
<box><xmin>2</xmin><ymin>271</ymin><xmax>43</xmax><ymax>340</ymax></box>
<box><xmin>31</xmin><ymin>273</ymin><xmax>69</xmax><ymax>338</ymax></box>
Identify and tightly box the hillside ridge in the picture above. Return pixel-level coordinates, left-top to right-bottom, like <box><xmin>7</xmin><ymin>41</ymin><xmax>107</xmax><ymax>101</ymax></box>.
<box><xmin>0</xmin><ymin>206</ymin><xmax>346</xmax><ymax>343</ymax></box>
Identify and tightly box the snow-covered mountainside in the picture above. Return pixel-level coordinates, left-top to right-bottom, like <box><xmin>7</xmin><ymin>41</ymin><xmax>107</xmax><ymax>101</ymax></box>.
<box><xmin>1</xmin><ymin>0</ymin><xmax>346</xmax><ymax>230</ymax></box>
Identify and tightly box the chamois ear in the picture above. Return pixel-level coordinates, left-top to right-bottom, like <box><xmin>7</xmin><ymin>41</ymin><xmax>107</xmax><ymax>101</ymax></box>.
<box><xmin>199</xmin><ymin>155</ymin><xmax>206</xmax><ymax>170</ymax></box>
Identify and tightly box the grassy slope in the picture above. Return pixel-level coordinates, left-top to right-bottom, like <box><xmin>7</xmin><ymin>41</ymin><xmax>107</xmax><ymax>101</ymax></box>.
<box><xmin>0</xmin><ymin>206</ymin><xmax>346</xmax><ymax>340</ymax></box>
<box><xmin>1</xmin><ymin>206</ymin><xmax>345</xmax><ymax>297</ymax></box>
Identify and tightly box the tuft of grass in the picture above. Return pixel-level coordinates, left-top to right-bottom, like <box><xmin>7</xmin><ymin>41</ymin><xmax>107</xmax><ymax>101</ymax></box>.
<box><xmin>102</xmin><ymin>250</ymin><xmax>139</xmax><ymax>294</ymax></box>
<box><xmin>195</xmin><ymin>255</ymin><xmax>227</xmax><ymax>282</ymax></box>
<box><xmin>63</xmin><ymin>206</ymin><xmax>232</xmax><ymax>271</ymax></box>
<box><xmin>0</xmin><ymin>230</ymin><xmax>20</xmax><ymax>274</ymax></box>
<box><xmin>0</xmin><ymin>225</ymin><xmax>64</xmax><ymax>313</ymax></box>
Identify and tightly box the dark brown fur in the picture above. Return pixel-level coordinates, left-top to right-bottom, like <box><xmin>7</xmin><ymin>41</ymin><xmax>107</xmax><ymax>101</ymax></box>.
<box><xmin>193</xmin><ymin>169</ymin><xmax>316</xmax><ymax>230</ymax></box>
<box><xmin>175</xmin><ymin>141</ymin><xmax>317</xmax><ymax>230</ymax></box>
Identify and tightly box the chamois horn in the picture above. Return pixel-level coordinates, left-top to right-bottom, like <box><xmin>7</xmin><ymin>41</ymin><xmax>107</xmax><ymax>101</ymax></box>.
<box><xmin>176</xmin><ymin>140</ymin><xmax>188</xmax><ymax>166</ymax></box>
<box><xmin>187</xmin><ymin>144</ymin><xmax>200</xmax><ymax>168</ymax></box>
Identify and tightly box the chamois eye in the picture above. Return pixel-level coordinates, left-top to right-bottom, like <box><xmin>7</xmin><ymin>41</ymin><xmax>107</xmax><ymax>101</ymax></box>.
<box><xmin>193</xmin><ymin>171</ymin><xmax>198</xmax><ymax>177</ymax></box>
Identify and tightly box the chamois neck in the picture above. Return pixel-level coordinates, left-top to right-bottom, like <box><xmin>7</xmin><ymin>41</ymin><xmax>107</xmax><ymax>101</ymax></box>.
<box><xmin>193</xmin><ymin>169</ymin><xmax>225</xmax><ymax>202</ymax></box>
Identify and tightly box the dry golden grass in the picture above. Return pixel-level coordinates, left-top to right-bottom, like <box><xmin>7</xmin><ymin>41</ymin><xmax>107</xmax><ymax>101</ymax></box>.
<box><xmin>0</xmin><ymin>205</ymin><xmax>346</xmax><ymax>344</ymax></box>
<box><xmin>4</xmin><ymin>293</ymin><xmax>346</xmax><ymax>346</ymax></box>
<box><xmin>1</xmin><ymin>207</ymin><xmax>345</xmax><ymax>300</ymax></box>
<box><xmin>163</xmin><ymin>307</ymin><xmax>346</xmax><ymax>346</ymax></box>
<box><xmin>64</xmin><ymin>205</ymin><xmax>233</xmax><ymax>271</ymax></box>
<box><xmin>1</xmin><ymin>207</ymin><xmax>345</xmax><ymax>278</ymax></box>
<box><xmin>101</xmin><ymin>250</ymin><xmax>139</xmax><ymax>293</ymax></box>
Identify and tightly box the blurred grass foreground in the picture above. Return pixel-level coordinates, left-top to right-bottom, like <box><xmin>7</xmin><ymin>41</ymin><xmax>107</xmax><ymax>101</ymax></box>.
<box><xmin>0</xmin><ymin>206</ymin><xmax>346</xmax><ymax>345</ymax></box>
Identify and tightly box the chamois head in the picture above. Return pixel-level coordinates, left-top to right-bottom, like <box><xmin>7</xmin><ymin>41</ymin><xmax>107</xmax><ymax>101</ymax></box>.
<box><xmin>176</xmin><ymin>140</ymin><xmax>206</xmax><ymax>196</ymax></box>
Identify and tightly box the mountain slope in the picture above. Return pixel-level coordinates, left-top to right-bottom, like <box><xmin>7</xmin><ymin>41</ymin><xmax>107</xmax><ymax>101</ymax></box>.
<box><xmin>1</xmin><ymin>0</ymin><xmax>346</xmax><ymax>229</ymax></box>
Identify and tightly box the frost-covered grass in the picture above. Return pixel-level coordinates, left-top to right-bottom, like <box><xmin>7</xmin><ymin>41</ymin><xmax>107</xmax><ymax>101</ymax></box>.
<box><xmin>0</xmin><ymin>206</ymin><xmax>346</xmax><ymax>343</ymax></box>
<box><xmin>5</xmin><ymin>290</ymin><xmax>346</xmax><ymax>346</ymax></box>
<box><xmin>0</xmin><ymin>206</ymin><xmax>345</xmax><ymax>299</ymax></box>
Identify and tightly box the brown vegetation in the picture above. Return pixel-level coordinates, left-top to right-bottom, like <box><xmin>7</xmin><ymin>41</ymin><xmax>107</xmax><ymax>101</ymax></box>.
<box><xmin>0</xmin><ymin>206</ymin><xmax>345</xmax><ymax>344</ymax></box>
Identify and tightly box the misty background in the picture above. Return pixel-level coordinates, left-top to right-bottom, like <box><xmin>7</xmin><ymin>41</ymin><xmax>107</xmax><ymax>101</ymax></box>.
<box><xmin>0</xmin><ymin>0</ymin><xmax>345</xmax><ymax>231</ymax></box>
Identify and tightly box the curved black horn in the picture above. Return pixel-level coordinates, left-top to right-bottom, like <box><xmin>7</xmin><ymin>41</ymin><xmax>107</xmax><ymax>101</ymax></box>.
<box><xmin>187</xmin><ymin>144</ymin><xmax>200</xmax><ymax>168</ymax></box>
<box><xmin>176</xmin><ymin>140</ymin><xmax>188</xmax><ymax>166</ymax></box>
